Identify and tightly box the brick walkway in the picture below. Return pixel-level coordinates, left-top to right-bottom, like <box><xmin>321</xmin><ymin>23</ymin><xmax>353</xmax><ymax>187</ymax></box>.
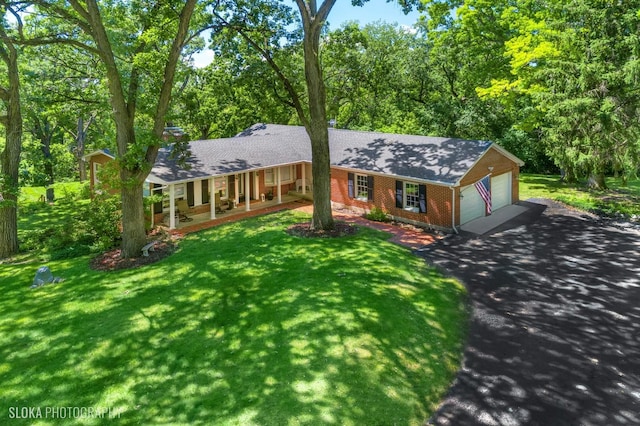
<box><xmin>171</xmin><ymin>200</ymin><xmax>441</xmax><ymax>250</ymax></box>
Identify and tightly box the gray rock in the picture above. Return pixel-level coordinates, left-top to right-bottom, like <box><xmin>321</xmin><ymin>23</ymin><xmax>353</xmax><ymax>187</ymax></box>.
<box><xmin>31</xmin><ymin>266</ymin><xmax>63</xmax><ymax>289</ymax></box>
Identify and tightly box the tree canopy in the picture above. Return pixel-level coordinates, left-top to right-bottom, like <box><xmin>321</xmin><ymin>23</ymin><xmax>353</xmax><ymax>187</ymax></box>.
<box><xmin>2</xmin><ymin>0</ymin><xmax>639</xmax><ymax>258</ymax></box>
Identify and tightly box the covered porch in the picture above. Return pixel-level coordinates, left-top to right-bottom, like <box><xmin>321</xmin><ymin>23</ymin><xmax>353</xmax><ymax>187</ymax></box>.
<box><xmin>165</xmin><ymin>194</ymin><xmax>309</xmax><ymax>232</ymax></box>
<box><xmin>149</xmin><ymin>162</ymin><xmax>313</xmax><ymax>230</ymax></box>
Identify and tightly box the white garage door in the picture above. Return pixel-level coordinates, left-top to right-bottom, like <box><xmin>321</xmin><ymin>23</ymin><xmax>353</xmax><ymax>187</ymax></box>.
<box><xmin>491</xmin><ymin>172</ymin><xmax>512</xmax><ymax>211</ymax></box>
<box><xmin>460</xmin><ymin>183</ymin><xmax>486</xmax><ymax>225</ymax></box>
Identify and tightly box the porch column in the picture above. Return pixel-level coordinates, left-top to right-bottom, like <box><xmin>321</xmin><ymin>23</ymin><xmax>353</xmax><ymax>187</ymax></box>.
<box><xmin>245</xmin><ymin>172</ymin><xmax>251</xmax><ymax>211</ymax></box>
<box><xmin>210</xmin><ymin>177</ymin><xmax>216</xmax><ymax>220</ymax></box>
<box><xmin>253</xmin><ymin>172</ymin><xmax>260</xmax><ymax>200</ymax></box>
<box><xmin>169</xmin><ymin>184</ymin><xmax>176</xmax><ymax>230</ymax></box>
<box><xmin>150</xmin><ymin>183</ymin><xmax>155</xmax><ymax>228</ymax></box>
<box><xmin>301</xmin><ymin>164</ymin><xmax>306</xmax><ymax>195</ymax></box>
<box><xmin>234</xmin><ymin>174</ymin><xmax>240</xmax><ymax>207</ymax></box>
<box><xmin>276</xmin><ymin>167</ymin><xmax>282</xmax><ymax>204</ymax></box>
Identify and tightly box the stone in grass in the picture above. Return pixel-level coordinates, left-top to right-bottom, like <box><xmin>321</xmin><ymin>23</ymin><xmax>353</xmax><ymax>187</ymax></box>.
<box><xmin>31</xmin><ymin>266</ymin><xmax>64</xmax><ymax>289</ymax></box>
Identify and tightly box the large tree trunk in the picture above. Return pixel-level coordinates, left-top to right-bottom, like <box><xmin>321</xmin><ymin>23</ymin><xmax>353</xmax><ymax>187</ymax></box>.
<box><xmin>0</xmin><ymin>33</ymin><xmax>22</xmax><ymax>259</ymax></box>
<box><xmin>301</xmin><ymin>2</ymin><xmax>335</xmax><ymax>231</ymax></box>
<box><xmin>308</xmin><ymin>118</ymin><xmax>334</xmax><ymax>230</ymax></box>
<box><xmin>587</xmin><ymin>172</ymin><xmax>607</xmax><ymax>190</ymax></box>
<box><xmin>119</xmin><ymin>172</ymin><xmax>146</xmax><ymax>258</ymax></box>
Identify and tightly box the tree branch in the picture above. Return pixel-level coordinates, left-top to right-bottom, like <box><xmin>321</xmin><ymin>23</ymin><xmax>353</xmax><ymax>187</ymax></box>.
<box><xmin>212</xmin><ymin>10</ymin><xmax>309</xmax><ymax>128</ymax></box>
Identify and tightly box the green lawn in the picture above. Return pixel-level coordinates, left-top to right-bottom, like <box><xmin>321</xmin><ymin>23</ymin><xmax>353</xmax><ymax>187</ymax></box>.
<box><xmin>520</xmin><ymin>173</ymin><xmax>640</xmax><ymax>218</ymax></box>
<box><xmin>0</xmin><ymin>210</ymin><xmax>467</xmax><ymax>425</ymax></box>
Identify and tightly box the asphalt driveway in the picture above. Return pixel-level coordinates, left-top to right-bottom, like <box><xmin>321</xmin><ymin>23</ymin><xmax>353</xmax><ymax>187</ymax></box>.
<box><xmin>419</xmin><ymin>199</ymin><xmax>640</xmax><ymax>426</ymax></box>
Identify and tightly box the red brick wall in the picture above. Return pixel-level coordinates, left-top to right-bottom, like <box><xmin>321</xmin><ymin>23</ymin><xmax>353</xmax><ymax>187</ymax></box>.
<box><xmin>331</xmin><ymin>168</ymin><xmax>454</xmax><ymax>229</ymax></box>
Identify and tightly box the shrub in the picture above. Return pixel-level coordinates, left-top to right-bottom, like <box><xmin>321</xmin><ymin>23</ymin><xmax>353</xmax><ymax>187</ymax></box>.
<box><xmin>365</xmin><ymin>207</ymin><xmax>391</xmax><ymax>222</ymax></box>
<box><xmin>18</xmin><ymin>191</ymin><xmax>121</xmax><ymax>259</ymax></box>
<box><xmin>85</xmin><ymin>194</ymin><xmax>122</xmax><ymax>252</ymax></box>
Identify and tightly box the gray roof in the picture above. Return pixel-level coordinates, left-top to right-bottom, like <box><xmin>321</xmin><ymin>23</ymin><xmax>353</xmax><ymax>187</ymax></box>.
<box><xmin>149</xmin><ymin>123</ymin><xmax>514</xmax><ymax>186</ymax></box>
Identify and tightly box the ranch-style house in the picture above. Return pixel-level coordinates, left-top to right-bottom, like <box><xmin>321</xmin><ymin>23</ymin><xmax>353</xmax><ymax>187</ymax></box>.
<box><xmin>85</xmin><ymin>123</ymin><xmax>524</xmax><ymax>232</ymax></box>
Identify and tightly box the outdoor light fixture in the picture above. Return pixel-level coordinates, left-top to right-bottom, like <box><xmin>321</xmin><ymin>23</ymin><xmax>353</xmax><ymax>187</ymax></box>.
<box><xmin>488</xmin><ymin>166</ymin><xmax>494</xmax><ymax>172</ymax></box>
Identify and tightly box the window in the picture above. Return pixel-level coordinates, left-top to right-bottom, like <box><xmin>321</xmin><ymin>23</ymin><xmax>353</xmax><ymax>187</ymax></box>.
<box><xmin>215</xmin><ymin>177</ymin><xmax>227</xmax><ymax>199</ymax></box>
<box><xmin>265</xmin><ymin>166</ymin><xmax>295</xmax><ymax>185</ymax></box>
<box><xmin>162</xmin><ymin>183</ymin><xmax>186</xmax><ymax>211</ymax></box>
<box><xmin>93</xmin><ymin>163</ymin><xmax>101</xmax><ymax>184</ymax></box>
<box><xmin>265</xmin><ymin>169</ymin><xmax>274</xmax><ymax>186</ymax></box>
<box><xmin>404</xmin><ymin>182</ymin><xmax>420</xmax><ymax>212</ymax></box>
<box><xmin>174</xmin><ymin>183</ymin><xmax>185</xmax><ymax>198</ymax></box>
<box><xmin>395</xmin><ymin>180</ymin><xmax>427</xmax><ymax>213</ymax></box>
<box><xmin>356</xmin><ymin>174</ymin><xmax>369</xmax><ymax>201</ymax></box>
<box><xmin>280</xmin><ymin>166</ymin><xmax>292</xmax><ymax>182</ymax></box>
<box><xmin>348</xmin><ymin>172</ymin><xmax>374</xmax><ymax>201</ymax></box>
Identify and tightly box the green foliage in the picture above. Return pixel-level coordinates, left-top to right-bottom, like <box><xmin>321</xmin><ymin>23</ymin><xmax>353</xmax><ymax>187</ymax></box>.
<box><xmin>0</xmin><ymin>210</ymin><xmax>467</xmax><ymax>424</ymax></box>
<box><xmin>18</xmin><ymin>185</ymin><xmax>121</xmax><ymax>259</ymax></box>
<box><xmin>365</xmin><ymin>206</ymin><xmax>391</xmax><ymax>222</ymax></box>
<box><xmin>85</xmin><ymin>194</ymin><xmax>122</xmax><ymax>252</ymax></box>
<box><xmin>478</xmin><ymin>0</ymin><xmax>640</xmax><ymax>181</ymax></box>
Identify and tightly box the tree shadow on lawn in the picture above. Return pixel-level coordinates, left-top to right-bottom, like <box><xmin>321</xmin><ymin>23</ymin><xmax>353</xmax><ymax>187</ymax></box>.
<box><xmin>420</xmin><ymin>200</ymin><xmax>640</xmax><ymax>425</ymax></box>
<box><xmin>0</xmin><ymin>211</ymin><xmax>467</xmax><ymax>425</ymax></box>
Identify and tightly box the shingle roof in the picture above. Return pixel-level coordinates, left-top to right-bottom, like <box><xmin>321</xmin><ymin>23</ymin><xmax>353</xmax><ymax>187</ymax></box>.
<box><xmin>149</xmin><ymin>123</ymin><xmax>510</xmax><ymax>186</ymax></box>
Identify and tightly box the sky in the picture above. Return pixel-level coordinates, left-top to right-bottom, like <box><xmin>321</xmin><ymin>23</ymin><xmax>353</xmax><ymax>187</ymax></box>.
<box><xmin>326</xmin><ymin>0</ymin><xmax>421</xmax><ymax>29</ymax></box>
<box><xmin>191</xmin><ymin>0</ymin><xmax>422</xmax><ymax>67</ymax></box>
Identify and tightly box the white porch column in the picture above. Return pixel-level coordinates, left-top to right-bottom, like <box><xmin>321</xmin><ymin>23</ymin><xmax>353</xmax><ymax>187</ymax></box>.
<box><xmin>276</xmin><ymin>167</ymin><xmax>282</xmax><ymax>204</ymax></box>
<box><xmin>194</xmin><ymin>180</ymin><xmax>203</xmax><ymax>206</ymax></box>
<box><xmin>169</xmin><ymin>184</ymin><xmax>176</xmax><ymax>229</ymax></box>
<box><xmin>210</xmin><ymin>177</ymin><xmax>216</xmax><ymax>220</ymax></box>
<box><xmin>149</xmin><ymin>183</ymin><xmax>155</xmax><ymax>228</ymax></box>
<box><xmin>245</xmin><ymin>172</ymin><xmax>251</xmax><ymax>211</ymax></box>
<box><xmin>301</xmin><ymin>164</ymin><xmax>306</xmax><ymax>195</ymax></box>
<box><xmin>253</xmin><ymin>172</ymin><xmax>260</xmax><ymax>200</ymax></box>
<box><xmin>234</xmin><ymin>174</ymin><xmax>240</xmax><ymax>207</ymax></box>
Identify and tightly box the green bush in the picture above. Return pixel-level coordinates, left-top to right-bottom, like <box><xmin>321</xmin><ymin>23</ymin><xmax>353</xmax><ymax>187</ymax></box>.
<box><xmin>18</xmin><ymin>191</ymin><xmax>121</xmax><ymax>258</ymax></box>
<box><xmin>85</xmin><ymin>194</ymin><xmax>122</xmax><ymax>252</ymax></box>
<box><xmin>365</xmin><ymin>206</ymin><xmax>391</xmax><ymax>222</ymax></box>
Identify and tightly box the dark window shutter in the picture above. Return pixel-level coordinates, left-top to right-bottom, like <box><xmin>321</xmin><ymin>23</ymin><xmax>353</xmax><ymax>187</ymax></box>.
<box><xmin>202</xmin><ymin>179</ymin><xmax>209</xmax><ymax>204</ymax></box>
<box><xmin>419</xmin><ymin>184</ymin><xmax>427</xmax><ymax>213</ymax></box>
<box><xmin>347</xmin><ymin>173</ymin><xmax>355</xmax><ymax>198</ymax></box>
<box><xmin>153</xmin><ymin>184</ymin><xmax>163</xmax><ymax>214</ymax></box>
<box><xmin>395</xmin><ymin>180</ymin><xmax>403</xmax><ymax>208</ymax></box>
<box><xmin>367</xmin><ymin>175</ymin><xmax>374</xmax><ymax>201</ymax></box>
<box><xmin>187</xmin><ymin>181</ymin><xmax>195</xmax><ymax>207</ymax></box>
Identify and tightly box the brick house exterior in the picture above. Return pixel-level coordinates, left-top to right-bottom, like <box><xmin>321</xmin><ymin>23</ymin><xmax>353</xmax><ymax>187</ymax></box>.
<box><xmin>330</xmin><ymin>144</ymin><xmax>521</xmax><ymax>230</ymax></box>
<box><xmin>89</xmin><ymin>124</ymin><xmax>523</xmax><ymax>231</ymax></box>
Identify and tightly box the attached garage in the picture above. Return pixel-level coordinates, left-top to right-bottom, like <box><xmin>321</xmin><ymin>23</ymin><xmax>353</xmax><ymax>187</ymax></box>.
<box><xmin>460</xmin><ymin>183</ymin><xmax>486</xmax><ymax>225</ymax></box>
<box><xmin>459</xmin><ymin>171</ymin><xmax>514</xmax><ymax>225</ymax></box>
<box><xmin>491</xmin><ymin>172</ymin><xmax>512</xmax><ymax>211</ymax></box>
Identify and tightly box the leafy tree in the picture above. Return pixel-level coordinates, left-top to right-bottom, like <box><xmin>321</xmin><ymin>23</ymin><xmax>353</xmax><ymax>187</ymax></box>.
<box><xmin>0</xmin><ymin>4</ymin><xmax>24</xmax><ymax>259</ymax></box>
<box><xmin>20</xmin><ymin>42</ymin><xmax>108</xmax><ymax>182</ymax></box>
<box><xmin>324</xmin><ymin>22</ymin><xmax>424</xmax><ymax>133</ymax></box>
<box><xmin>175</xmin><ymin>52</ymin><xmax>294</xmax><ymax>140</ymax></box>
<box><xmin>214</xmin><ymin>0</ymin><xmax>421</xmax><ymax>231</ymax></box>
<box><xmin>33</xmin><ymin>0</ymin><xmax>199</xmax><ymax>257</ymax></box>
<box><xmin>478</xmin><ymin>0</ymin><xmax>640</xmax><ymax>187</ymax></box>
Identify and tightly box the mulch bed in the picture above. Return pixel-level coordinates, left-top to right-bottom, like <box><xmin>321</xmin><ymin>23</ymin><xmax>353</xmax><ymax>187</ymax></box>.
<box><xmin>286</xmin><ymin>221</ymin><xmax>358</xmax><ymax>238</ymax></box>
<box><xmin>90</xmin><ymin>232</ymin><xmax>179</xmax><ymax>272</ymax></box>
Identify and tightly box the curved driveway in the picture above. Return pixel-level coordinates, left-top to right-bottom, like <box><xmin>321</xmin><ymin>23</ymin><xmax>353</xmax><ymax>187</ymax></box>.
<box><xmin>419</xmin><ymin>199</ymin><xmax>640</xmax><ymax>425</ymax></box>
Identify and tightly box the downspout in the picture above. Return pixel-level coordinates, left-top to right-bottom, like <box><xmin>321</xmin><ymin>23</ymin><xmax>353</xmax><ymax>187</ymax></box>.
<box><xmin>450</xmin><ymin>186</ymin><xmax>459</xmax><ymax>234</ymax></box>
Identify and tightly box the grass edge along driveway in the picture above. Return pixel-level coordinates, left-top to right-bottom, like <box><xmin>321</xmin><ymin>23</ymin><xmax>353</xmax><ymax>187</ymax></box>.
<box><xmin>0</xmin><ymin>210</ymin><xmax>467</xmax><ymax>425</ymax></box>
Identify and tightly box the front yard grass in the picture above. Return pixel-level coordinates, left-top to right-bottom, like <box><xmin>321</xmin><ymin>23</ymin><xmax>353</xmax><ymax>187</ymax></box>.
<box><xmin>0</xmin><ymin>210</ymin><xmax>467</xmax><ymax>425</ymax></box>
<box><xmin>520</xmin><ymin>173</ymin><xmax>640</xmax><ymax>219</ymax></box>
